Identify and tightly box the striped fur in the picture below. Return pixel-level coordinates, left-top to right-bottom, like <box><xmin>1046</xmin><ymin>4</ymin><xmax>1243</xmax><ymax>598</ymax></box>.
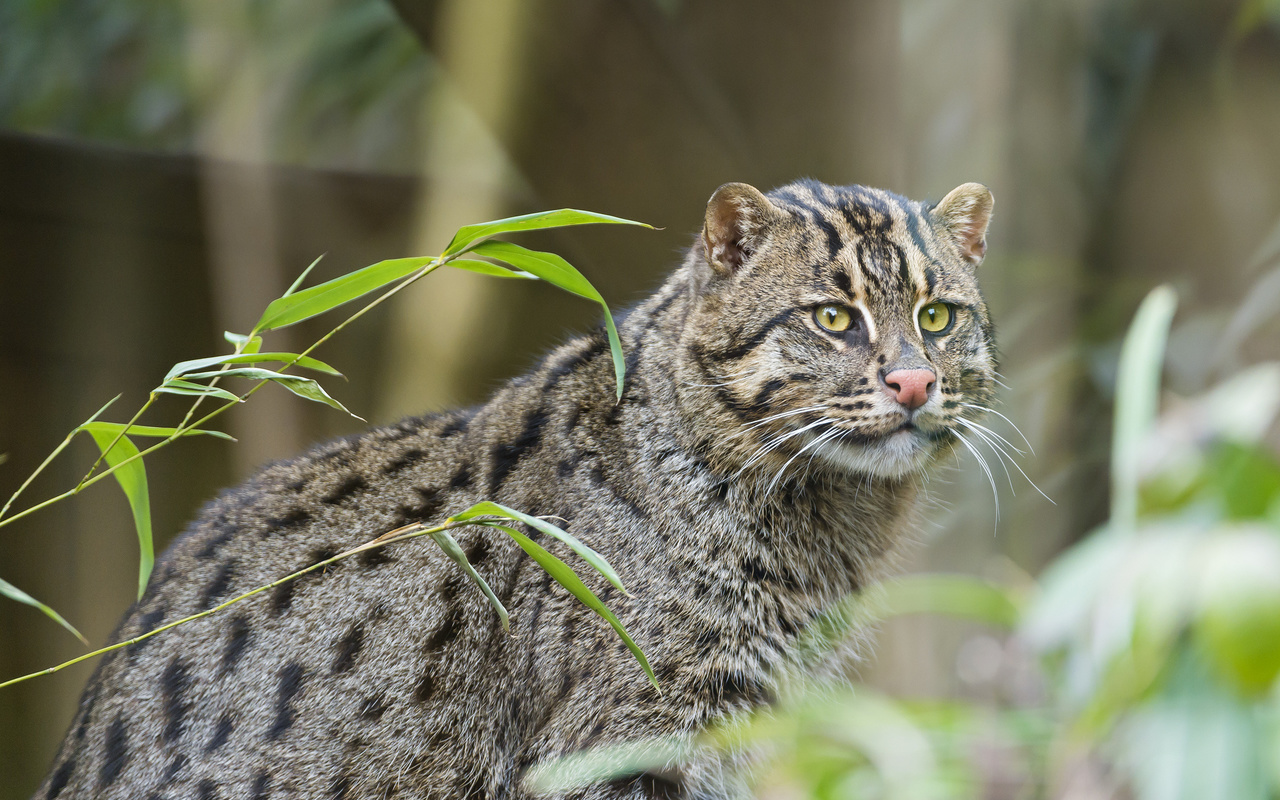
<box><xmin>35</xmin><ymin>179</ymin><xmax>995</xmax><ymax>800</ymax></box>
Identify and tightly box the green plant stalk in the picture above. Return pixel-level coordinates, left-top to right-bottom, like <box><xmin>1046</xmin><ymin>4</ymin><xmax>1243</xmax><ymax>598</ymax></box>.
<box><xmin>0</xmin><ymin>255</ymin><xmax>449</xmax><ymax>535</ymax></box>
<box><xmin>173</xmin><ymin>331</ymin><xmax>254</xmax><ymax>432</ymax></box>
<box><xmin>0</xmin><ymin>394</ymin><xmax>119</xmax><ymax>521</ymax></box>
<box><xmin>73</xmin><ymin>394</ymin><xmax>157</xmax><ymax>493</ymax></box>
<box><xmin>0</xmin><ymin>517</ymin><xmax>468</xmax><ymax>690</ymax></box>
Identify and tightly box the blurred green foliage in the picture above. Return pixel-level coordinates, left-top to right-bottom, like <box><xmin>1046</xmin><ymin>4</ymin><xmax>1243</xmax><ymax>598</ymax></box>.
<box><xmin>0</xmin><ymin>0</ymin><xmax>429</xmax><ymax>169</ymax></box>
<box><xmin>730</xmin><ymin>286</ymin><xmax>1280</xmax><ymax>799</ymax></box>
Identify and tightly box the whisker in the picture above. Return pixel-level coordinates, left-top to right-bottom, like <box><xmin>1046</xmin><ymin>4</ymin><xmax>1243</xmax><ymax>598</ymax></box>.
<box><xmin>951</xmin><ymin>430</ymin><xmax>1000</xmax><ymax>529</ymax></box>
<box><xmin>961</xmin><ymin>402</ymin><xmax>1035</xmax><ymax>455</ymax></box>
<box><xmin>956</xmin><ymin>416</ymin><xmax>1026</xmax><ymax>456</ymax></box>
<box><xmin>956</xmin><ymin>418</ymin><xmax>1054</xmax><ymax>505</ymax></box>
<box><xmin>739</xmin><ymin>418</ymin><xmax>831</xmax><ymax>473</ymax></box>
<box><xmin>741</xmin><ymin>405</ymin><xmax>830</xmax><ymax>430</ymax></box>
<box><xmin>766</xmin><ymin>424</ymin><xmax>840</xmax><ymax>496</ymax></box>
<box><xmin>956</xmin><ymin>419</ymin><xmax>1016</xmax><ymax>493</ymax></box>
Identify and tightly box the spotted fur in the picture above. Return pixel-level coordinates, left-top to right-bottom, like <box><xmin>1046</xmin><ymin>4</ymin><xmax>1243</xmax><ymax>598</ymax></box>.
<box><xmin>35</xmin><ymin>179</ymin><xmax>996</xmax><ymax>799</ymax></box>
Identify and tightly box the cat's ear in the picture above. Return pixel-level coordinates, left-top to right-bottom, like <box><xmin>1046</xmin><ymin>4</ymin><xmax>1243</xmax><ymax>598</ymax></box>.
<box><xmin>702</xmin><ymin>182</ymin><xmax>776</xmax><ymax>275</ymax></box>
<box><xmin>933</xmin><ymin>183</ymin><xmax>994</xmax><ymax>265</ymax></box>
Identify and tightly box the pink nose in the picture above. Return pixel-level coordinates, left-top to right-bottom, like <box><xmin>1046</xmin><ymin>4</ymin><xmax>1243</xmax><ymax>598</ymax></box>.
<box><xmin>881</xmin><ymin>368</ymin><xmax>936</xmax><ymax>411</ymax></box>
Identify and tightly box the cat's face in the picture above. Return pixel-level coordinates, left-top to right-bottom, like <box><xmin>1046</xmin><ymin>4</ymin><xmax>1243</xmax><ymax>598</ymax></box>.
<box><xmin>681</xmin><ymin>179</ymin><xmax>997</xmax><ymax>482</ymax></box>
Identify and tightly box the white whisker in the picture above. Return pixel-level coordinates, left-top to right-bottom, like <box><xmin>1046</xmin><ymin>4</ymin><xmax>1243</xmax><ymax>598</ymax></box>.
<box><xmin>739</xmin><ymin>418</ymin><xmax>831</xmax><ymax>473</ymax></box>
<box><xmin>952</xmin><ymin>430</ymin><xmax>1000</xmax><ymax>530</ymax></box>
<box><xmin>741</xmin><ymin>405</ymin><xmax>830</xmax><ymax>430</ymax></box>
<box><xmin>961</xmin><ymin>402</ymin><xmax>1035</xmax><ymax>454</ymax></box>
<box><xmin>956</xmin><ymin>419</ymin><xmax>1016</xmax><ymax>493</ymax></box>
<box><xmin>766</xmin><ymin>424</ymin><xmax>840</xmax><ymax>496</ymax></box>
<box><xmin>957</xmin><ymin>419</ymin><xmax>1055</xmax><ymax>505</ymax></box>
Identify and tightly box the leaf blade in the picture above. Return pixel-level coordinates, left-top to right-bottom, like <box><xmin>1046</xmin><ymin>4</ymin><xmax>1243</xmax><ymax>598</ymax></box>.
<box><xmin>449</xmin><ymin>501</ymin><xmax>626</xmax><ymax>593</ymax></box>
<box><xmin>84</xmin><ymin>429</ymin><xmax>153</xmax><ymax>599</ymax></box>
<box><xmin>81</xmin><ymin>422</ymin><xmax>234</xmax><ymax>442</ymax></box>
<box><xmin>446</xmin><ymin>258</ymin><xmax>535</xmax><ymax>279</ymax></box>
<box><xmin>254</xmin><ymin>256</ymin><xmax>435</xmax><ymax>332</ymax></box>
<box><xmin>165</xmin><ymin>352</ymin><xmax>342</xmax><ymax>383</ymax></box>
<box><xmin>486</xmin><ymin>523</ymin><xmax>657</xmax><ymax>690</ymax></box>
<box><xmin>469</xmin><ymin>241</ymin><xmax>626</xmax><ymax>399</ymax></box>
<box><xmin>443</xmin><ymin>209</ymin><xmax>653</xmax><ymax>257</ymax></box>
<box><xmin>429</xmin><ymin>530</ymin><xmax>509</xmax><ymax>630</ymax></box>
<box><xmin>0</xmin><ymin>576</ymin><xmax>88</xmax><ymax>645</ymax></box>
<box><xmin>155</xmin><ymin>380</ymin><xmax>244</xmax><ymax>403</ymax></box>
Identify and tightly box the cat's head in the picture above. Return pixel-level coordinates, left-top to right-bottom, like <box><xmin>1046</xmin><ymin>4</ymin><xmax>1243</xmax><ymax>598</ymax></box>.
<box><xmin>678</xmin><ymin>178</ymin><xmax>997</xmax><ymax>482</ymax></box>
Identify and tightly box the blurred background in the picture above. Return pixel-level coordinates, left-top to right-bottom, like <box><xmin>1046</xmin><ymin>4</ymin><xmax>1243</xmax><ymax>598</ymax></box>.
<box><xmin>3</xmin><ymin>0</ymin><xmax>1280</xmax><ymax>797</ymax></box>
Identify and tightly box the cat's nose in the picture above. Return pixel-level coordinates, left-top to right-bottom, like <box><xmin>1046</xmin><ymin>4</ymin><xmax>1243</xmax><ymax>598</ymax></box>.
<box><xmin>880</xmin><ymin>368</ymin><xmax>936</xmax><ymax>411</ymax></box>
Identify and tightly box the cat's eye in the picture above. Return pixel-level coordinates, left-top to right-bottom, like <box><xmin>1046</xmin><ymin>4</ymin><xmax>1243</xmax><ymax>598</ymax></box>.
<box><xmin>918</xmin><ymin>302</ymin><xmax>953</xmax><ymax>334</ymax></box>
<box><xmin>815</xmin><ymin>304</ymin><xmax>854</xmax><ymax>332</ymax></box>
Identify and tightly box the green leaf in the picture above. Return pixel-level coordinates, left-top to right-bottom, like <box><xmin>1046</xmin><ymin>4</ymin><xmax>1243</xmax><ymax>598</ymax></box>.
<box><xmin>878</xmin><ymin>573</ymin><xmax>1020</xmax><ymax>628</ymax></box>
<box><xmin>81</xmin><ymin>422</ymin><xmax>234</xmax><ymax>442</ymax></box>
<box><xmin>483</xmin><ymin>523</ymin><xmax>657</xmax><ymax>690</ymax></box>
<box><xmin>181</xmin><ymin>368</ymin><xmax>362</xmax><ymax>420</ymax></box>
<box><xmin>446</xmin><ymin>258</ymin><xmax>535</xmax><ymax>279</ymax></box>
<box><xmin>264</xmin><ymin>373</ymin><xmax>363</xmax><ymax>418</ymax></box>
<box><xmin>449</xmin><ymin>501</ymin><xmax>626</xmax><ymax>593</ymax></box>
<box><xmin>223</xmin><ymin>331</ymin><xmax>263</xmax><ymax>354</ymax></box>
<box><xmin>429</xmin><ymin>529</ymin><xmax>509</xmax><ymax>631</ymax></box>
<box><xmin>155</xmin><ymin>380</ymin><xmax>244</xmax><ymax>403</ymax></box>
<box><xmin>0</xmin><ymin>576</ymin><xmax>88</xmax><ymax>645</ymax></box>
<box><xmin>1112</xmin><ymin>285</ymin><xmax>1178</xmax><ymax>533</ymax></box>
<box><xmin>442</xmin><ymin>208</ymin><xmax>653</xmax><ymax>257</ymax></box>
<box><xmin>470</xmin><ymin>240</ymin><xmax>626</xmax><ymax>400</ymax></box>
<box><xmin>284</xmin><ymin>254</ymin><xmax>326</xmax><ymax>297</ymax></box>
<box><xmin>470</xmin><ymin>240</ymin><xmax>603</xmax><ymax>300</ymax></box>
<box><xmin>165</xmin><ymin>352</ymin><xmax>342</xmax><ymax>383</ymax></box>
<box><xmin>85</xmin><ymin>429</ymin><xmax>153</xmax><ymax>599</ymax></box>
<box><xmin>253</xmin><ymin>256</ymin><xmax>435</xmax><ymax>332</ymax></box>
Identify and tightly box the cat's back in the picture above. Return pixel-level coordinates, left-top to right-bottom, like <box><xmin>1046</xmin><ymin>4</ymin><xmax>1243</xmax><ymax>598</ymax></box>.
<box><xmin>36</xmin><ymin>341</ymin><xmax>627</xmax><ymax>798</ymax></box>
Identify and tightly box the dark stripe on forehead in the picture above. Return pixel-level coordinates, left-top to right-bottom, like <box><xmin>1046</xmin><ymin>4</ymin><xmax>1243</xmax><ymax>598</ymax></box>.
<box><xmin>835</xmin><ymin>188</ymin><xmax>893</xmax><ymax>236</ymax></box>
<box><xmin>903</xmin><ymin>203</ymin><xmax>935</xmax><ymax>262</ymax></box>
<box><xmin>772</xmin><ymin>188</ymin><xmax>843</xmax><ymax>261</ymax></box>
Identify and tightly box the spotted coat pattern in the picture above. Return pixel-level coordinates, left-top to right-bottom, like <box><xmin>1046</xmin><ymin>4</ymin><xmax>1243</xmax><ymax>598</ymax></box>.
<box><xmin>35</xmin><ymin>179</ymin><xmax>996</xmax><ymax>800</ymax></box>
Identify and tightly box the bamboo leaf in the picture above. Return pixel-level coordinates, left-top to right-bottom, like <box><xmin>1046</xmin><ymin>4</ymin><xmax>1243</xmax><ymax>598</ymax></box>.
<box><xmin>443</xmin><ymin>209</ymin><xmax>653</xmax><ymax>257</ymax></box>
<box><xmin>254</xmin><ymin>256</ymin><xmax>435</xmax><ymax>332</ymax></box>
<box><xmin>284</xmin><ymin>254</ymin><xmax>325</xmax><ymax>297</ymax></box>
<box><xmin>448</xmin><ymin>501</ymin><xmax>626</xmax><ymax>593</ymax></box>
<box><xmin>85</xmin><ymin>429</ymin><xmax>153</xmax><ymax>599</ymax></box>
<box><xmin>470</xmin><ymin>240</ymin><xmax>602</xmax><ymax>300</ymax></box>
<box><xmin>484</xmin><ymin>523</ymin><xmax>657</xmax><ymax>690</ymax></box>
<box><xmin>155</xmin><ymin>380</ymin><xmax>244</xmax><ymax>403</ymax></box>
<box><xmin>223</xmin><ymin>331</ymin><xmax>263</xmax><ymax>354</ymax></box>
<box><xmin>429</xmin><ymin>529</ymin><xmax>509</xmax><ymax>630</ymax></box>
<box><xmin>165</xmin><ymin>352</ymin><xmax>341</xmax><ymax>383</ymax></box>
<box><xmin>446</xmin><ymin>258</ymin><xmax>535</xmax><ymax>279</ymax></box>
<box><xmin>470</xmin><ymin>241</ymin><xmax>626</xmax><ymax>400</ymax></box>
<box><xmin>0</xmin><ymin>576</ymin><xmax>87</xmax><ymax>645</ymax></box>
<box><xmin>227</xmin><ymin>371</ymin><xmax>363</xmax><ymax>420</ymax></box>
<box><xmin>81</xmin><ymin>422</ymin><xmax>234</xmax><ymax>442</ymax></box>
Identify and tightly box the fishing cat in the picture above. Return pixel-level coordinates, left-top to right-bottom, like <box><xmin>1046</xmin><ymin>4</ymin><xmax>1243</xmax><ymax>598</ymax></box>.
<box><xmin>35</xmin><ymin>178</ymin><xmax>996</xmax><ymax>799</ymax></box>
